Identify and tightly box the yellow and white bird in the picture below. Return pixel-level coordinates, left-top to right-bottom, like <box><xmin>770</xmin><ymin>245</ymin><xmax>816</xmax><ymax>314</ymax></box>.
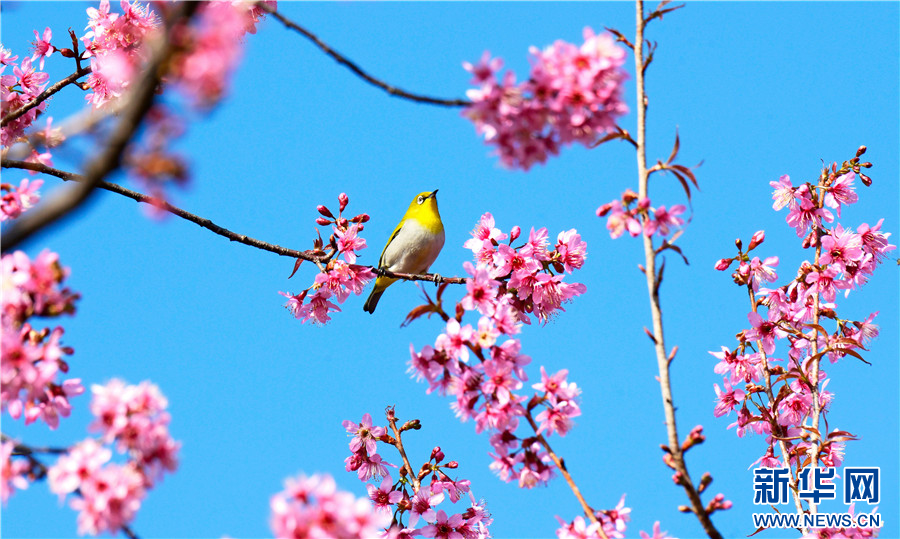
<box><xmin>363</xmin><ymin>190</ymin><xmax>445</xmax><ymax>314</ymax></box>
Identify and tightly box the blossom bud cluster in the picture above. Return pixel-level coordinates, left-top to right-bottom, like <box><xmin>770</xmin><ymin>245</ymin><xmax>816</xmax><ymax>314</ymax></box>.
<box><xmin>1</xmin><ymin>250</ymin><xmax>82</xmax><ymax>430</ymax></box>
<box><xmin>463</xmin><ymin>27</ymin><xmax>628</xmax><ymax>171</ymax></box>
<box><xmin>710</xmin><ymin>153</ymin><xmax>894</xmax><ymax>476</ymax></box>
<box><xmin>596</xmin><ymin>189</ymin><xmax>686</xmax><ymax>239</ymax></box>
<box><xmin>280</xmin><ymin>193</ymin><xmax>374</xmax><ymax>324</ymax></box>
<box><xmin>45</xmin><ymin>379</ymin><xmax>179</xmax><ymax>536</ymax></box>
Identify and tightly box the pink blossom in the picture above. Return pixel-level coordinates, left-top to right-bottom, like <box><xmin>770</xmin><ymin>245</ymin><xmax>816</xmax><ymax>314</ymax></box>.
<box><xmin>744</xmin><ymin>311</ymin><xmax>778</xmax><ymax>355</ymax></box>
<box><xmin>435</xmin><ymin>319</ymin><xmax>474</xmax><ymax>363</ymax></box>
<box><xmin>1</xmin><ymin>178</ymin><xmax>43</xmax><ymax>221</ymax></box>
<box><xmin>770</xmin><ymin>174</ymin><xmax>795</xmax><ymax>211</ymax></box>
<box><xmin>2</xmin><ymin>440</ymin><xmax>30</xmax><ymax>504</ymax></box>
<box><xmin>461</xmin><ymin>262</ymin><xmax>500</xmax><ymax>314</ymax></box>
<box><xmin>532</xmin><ymin>366</ymin><xmax>580</xmax><ymax>403</ymax></box>
<box><xmin>342</xmin><ymin>412</ymin><xmax>385</xmax><ymax>455</ymax></box>
<box><xmin>270</xmin><ymin>472</ymin><xmax>389</xmax><ymax>539</ymax></box>
<box><xmin>31</xmin><ymin>27</ymin><xmax>54</xmax><ymax>69</ymax></box>
<box><xmin>644</xmin><ymin>204</ymin><xmax>685</xmax><ymax>237</ymax></box>
<box><xmin>819</xmin><ymin>224</ymin><xmax>864</xmax><ymax>271</ymax></box>
<box><xmin>856</xmin><ymin>219</ymin><xmax>895</xmax><ymax>263</ymax></box>
<box><xmin>535</xmin><ymin>400</ymin><xmax>580</xmax><ymax>436</ymax></box>
<box><xmin>68</xmin><ymin>463</ymin><xmax>146</xmax><ymax>536</ymax></box>
<box><xmin>335</xmin><ymin>223</ymin><xmax>367</xmax><ymax>263</ymax></box>
<box><xmin>639</xmin><ymin>521</ymin><xmax>674</xmax><ymax>539</ymax></box>
<box><xmin>409</xmin><ymin>488</ymin><xmax>444</xmax><ymax>526</ymax></box>
<box><xmin>420</xmin><ymin>510</ymin><xmax>465</xmax><ymax>539</ymax></box>
<box><xmin>556</xmin><ymin>515</ymin><xmax>603</xmax><ymax>539</ymax></box>
<box><xmin>367</xmin><ymin>475</ymin><xmax>401</xmax><ymax>516</ymax></box>
<box><xmin>785</xmin><ymin>194</ymin><xmax>833</xmax><ymax>237</ymax></box>
<box><xmin>747</xmin><ymin>256</ymin><xmax>778</xmax><ymax>291</ymax></box>
<box><xmin>823</xmin><ymin>172</ymin><xmax>858</xmax><ymax>216</ymax></box>
<box><xmin>554</xmin><ymin>229</ymin><xmax>587</xmax><ymax>272</ymax></box>
<box><xmin>713</xmin><ymin>380</ymin><xmax>744</xmax><ymax>417</ymax></box>
<box><xmin>463</xmin><ymin>213</ymin><xmax>508</xmax><ymax>253</ymax></box>
<box><xmin>47</xmin><ymin>439</ymin><xmax>112</xmax><ymax>498</ymax></box>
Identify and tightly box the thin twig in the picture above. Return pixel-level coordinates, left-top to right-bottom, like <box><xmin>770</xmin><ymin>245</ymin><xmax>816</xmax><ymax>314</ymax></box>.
<box><xmin>386</xmin><ymin>410</ymin><xmax>420</xmax><ymax>491</ymax></box>
<box><xmin>258</xmin><ymin>2</ymin><xmax>470</xmax><ymax>108</ymax></box>
<box><xmin>0</xmin><ymin>3</ymin><xmax>200</xmax><ymax>253</ymax></box>
<box><xmin>1</xmin><ymin>160</ymin><xmax>468</xmax><ymax>285</ymax></box>
<box><xmin>1</xmin><ymin>67</ymin><xmax>92</xmax><ymax>127</ymax></box>
<box><xmin>523</xmin><ymin>410</ymin><xmax>607</xmax><ymax>539</ymax></box>
<box><xmin>632</xmin><ymin>2</ymin><xmax>722</xmax><ymax>538</ymax></box>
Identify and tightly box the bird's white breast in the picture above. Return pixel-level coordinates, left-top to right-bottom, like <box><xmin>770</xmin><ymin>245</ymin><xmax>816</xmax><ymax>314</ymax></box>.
<box><xmin>382</xmin><ymin>219</ymin><xmax>445</xmax><ymax>274</ymax></box>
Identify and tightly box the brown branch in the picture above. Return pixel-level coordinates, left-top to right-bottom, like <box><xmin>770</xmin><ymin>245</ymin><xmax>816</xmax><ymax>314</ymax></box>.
<box><xmin>1</xmin><ymin>160</ymin><xmax>468</xmax><ymax>285</ymax></box>
<box><xmin>632</xmin><ymin>2</ymin><xmax>722</xmax><ymax>538</ymax></box>
<box><xmin>522</xmin><ymin>410</ymin><xmax>607</xmax><ymax>538</ymax></box>
<box><xmin>0</xmin><ymin>3</ymin><xmax>200</xmax><ymax>253</ymax></box>
<box><xmin>1</xmin><ymin>67</ymin><xmax>92</xmax><ymax>127</ymax></box>
<box><xmin>386</xmin><ymin>409</ymin><xmax>420</xmax><ymax>492</ymax></box>
<box><xmin>258</xmin><ymin>2</ymin><xmax>470</xmax><ymax>108</ymax></box>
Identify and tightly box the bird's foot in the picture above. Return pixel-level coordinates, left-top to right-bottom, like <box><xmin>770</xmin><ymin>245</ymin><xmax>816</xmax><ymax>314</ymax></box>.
<box><xmin>430</xmin><ymin>273</ymin><xmax>443</xmax><ymax>285</ymax></box>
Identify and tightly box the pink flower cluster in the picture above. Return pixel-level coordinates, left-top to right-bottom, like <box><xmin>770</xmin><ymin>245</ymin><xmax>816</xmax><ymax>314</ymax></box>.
<box><xmin>404</xmin><ymin>213</ymin><xmax>590</xmax><ymax>493</ymax></box>
<box><xmin>597</xmin><ymin>189</ymin><xmax>686</xmax><ymax>239</ymax></box>
<box><xmin>462</xmin><ymin>212</ymin><xmax>587</xmax><ymax>324</ymax></box>
<box><xmin>170</xmin><ymin>1</ymin><xmax>276</xmax><ymax>107</ymax></box>
<box><xmin>463</xmin><ymin>27</ymin><xmax>628</xmax><ymax>171</ymax></box>
<box><xmin>47</xmin><ymin>379</ymin><xmax>179</xmax><ymax>536</ymax></box>
<box><xmin>555</xmin><ymin>495</ymin><xmax>642</xmax><ymax>539</ymax></box>
<box><xmin>340</xmin><ymin>411</ymin><xmax>493</xmax><ymax>538</ymax></box>
<box><xmin>281</xmin><ymin>193</ymin><xmax>375</xmax><ymax>324</ymax></box>
<box><xmin>82</xmin><ymin>0</ymin><xmax>160</xmax><ymax>108</ymax></box>
<box><xmin>1</xmin><ymin>46</ymin><xmax>49</xmax><ymax>147</ymax></box>
<box><xmin>1</xmin><ymin>440</ymin><xmax>30</xmax><ymax>504</ymax></box>
<box><xmin>270</xmin><ymin>472</ymin><xmax>390</xmax><ymax>539</ymax></box>
<box><xmin>711</xmin><ymin>150</ymin><xmax>894</xmax><ymax>473</ymax></box>
<box><xmin>1</xmin><ymin>178</ymin><xmax>43</xmax><ymax>222</ymax></box>
<box><xmin>1</xmin><ymin>250</ymin><xmax>83</xmax><ymax>429</ymax></box>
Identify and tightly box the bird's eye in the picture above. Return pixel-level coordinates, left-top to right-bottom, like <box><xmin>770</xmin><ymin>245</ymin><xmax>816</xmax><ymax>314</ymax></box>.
<box><xmin>417</xmin><ymin>196</ymin><xmax>425</xmax><ymax>204</ymax></box>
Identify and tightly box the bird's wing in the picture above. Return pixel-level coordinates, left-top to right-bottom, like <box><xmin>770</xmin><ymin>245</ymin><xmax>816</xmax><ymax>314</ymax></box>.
<box><xmin>378</xmin><ymin>218</ymin><xmax>407</xmax><ymax>268</ymax></box>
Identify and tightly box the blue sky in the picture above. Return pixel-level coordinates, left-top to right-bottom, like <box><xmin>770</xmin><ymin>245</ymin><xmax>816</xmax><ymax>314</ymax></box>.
<box><xmin>2</xmin><ymin>2</ymin><xmax>898</xmax><ymax>539</ymax></box>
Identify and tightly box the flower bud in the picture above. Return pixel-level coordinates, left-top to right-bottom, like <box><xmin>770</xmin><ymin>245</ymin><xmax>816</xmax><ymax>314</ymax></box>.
<box><xmin>622</xmin><ymin>189</ymin><xmax>639</xmax><ymax>204</ymax></box>
<box><xmin>509</xmin><ymin>225</ymin><xmax>521</xmax><ymax>242</ymax></box>
<box><xmin>317</xmin><ymin>205</ymin><xmax>334</xmax><ymax>218</ymax></box>
<box><xmin>338</xmin><ymin>193</ymin><xmax>349</xmax><ymax>212</ymax></box>
<box><xmin>637</xmin><ymin>197</ymin><xmax>651</xmax><ymax>210</ymax></box>
<box><xmin>431</xmin><ymin>447</ymin><xmax>444</xmax><ymax>463</ymax></box>
<box><xmin>352</xmin><ymin>213</ymin><xmax>370</xmax><ymax>223</ymax></box>
<box><xmin>748</xmin><ymin>230</ymin><xmax>765</xmax><ymax>250</ymax></box>
<box><xmin>315</xmin><ymin>217</ymin><xmax>331</xmax><ymax>226</ymax></box>
<box><xmin>860</xmin><ymin>173</ymin><xmax>872</xmax><ymax>186</ymax></box>
<box><xmin>856</xmin><ymin>145</ymin><xmax>867</xmax><ymax>157</ymax></box>
<box><xmin>445</xmin><ymin>461</ymin><xmax>458</xmax><ymax>469</ymax></box>
<box><xmin>337</xmin><ymin>218</ymin><xmax>348</xmax><ymax>229</ymax></box>
<box><xmin>714</xmin><ymin>258</ymin><xmax>733</xmax><ymax>271</ymax></box>
<box><xmin>59</xmin><ymin>48</ymin><xmax>75</xmax><ymax>58</ymax></box>
<box><xmin>596</xmin><ymin>203</ymin><xmax>613</xmax><ymax>217</ymax></box>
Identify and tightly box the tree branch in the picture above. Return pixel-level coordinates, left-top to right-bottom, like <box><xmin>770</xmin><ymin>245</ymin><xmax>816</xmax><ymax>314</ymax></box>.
<box><xmin>1</xmin><ymin>67</ymin><xmax>92</xmax><ymax>128</ymax></box>
<box><xmin>0</xmin><ymin>2</ymin><xmax>200</xmax><ymax>253</ymax></box>
<box><xmin>633</xmin><ymin>2</ymin><xmax>722</xmax><ymax>538</ymax></box>
<box><xmin>257</xmin><ymin>2</ymin><xmax>470</xmax><ymax>108</ymax></box>
<box><xmin>1</xmin><ymin>160</ymin><xmax>468</xmax><ymax>285</ymax></box>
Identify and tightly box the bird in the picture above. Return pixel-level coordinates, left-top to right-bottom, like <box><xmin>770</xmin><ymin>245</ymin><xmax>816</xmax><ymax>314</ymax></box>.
<box><xmin>363</xmin><ymin>190</ymin><xmax>445</xmax><ymax>314</ymax></box>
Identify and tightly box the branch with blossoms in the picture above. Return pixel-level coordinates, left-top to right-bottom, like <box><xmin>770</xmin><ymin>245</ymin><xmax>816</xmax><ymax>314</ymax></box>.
<box><xmin>401</xmin><ymin>213</ymin><xmax>673</xmax><ymax>539</ymax></box>
<box><xmin>592</xmin><ymin>2</ymin><xmax>727</xmax><ymax>537</ymax></box>
<box><xmin>711</xmin><ymin>147</ymin><xmax>894</xmax><ymax>537</ymax></box>
<box><xmin>2</xmin><ymin>379</ymin><xmax>180</xmax><ymax>539</ymax></box>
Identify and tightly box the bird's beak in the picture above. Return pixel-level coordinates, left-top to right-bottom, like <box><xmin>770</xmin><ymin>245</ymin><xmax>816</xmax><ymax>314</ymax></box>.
<box><xmin>429</xmin><ymin>189</ymin><xmax>439</xmax><ymax>199</ymax></box>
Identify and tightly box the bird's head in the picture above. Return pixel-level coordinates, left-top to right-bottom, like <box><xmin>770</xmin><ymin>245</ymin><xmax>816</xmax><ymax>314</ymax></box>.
<box><xmin>405</xmin><ymin>189</ymin><xmax>441</xmax><ymax>223</ymax></box>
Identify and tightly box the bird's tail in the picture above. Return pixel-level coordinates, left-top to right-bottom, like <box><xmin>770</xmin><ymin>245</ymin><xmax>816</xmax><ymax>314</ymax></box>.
<box><xmin>363</xmin><ymin>276</ymin><xmax>395</xmax><ymax>314</ymax></box>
